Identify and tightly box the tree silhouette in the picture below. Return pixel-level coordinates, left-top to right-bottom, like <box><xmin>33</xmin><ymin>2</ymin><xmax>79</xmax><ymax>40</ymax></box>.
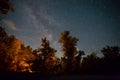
<box><xmin>81</xmin><ymin>52</ymin><xmax>100</xmax><ymax>73</ymax></box>
<box><xmin>0</xmin><ymin>26</ymin><xmax>7</xmax><ymax>58</ymax></box>
<box><xmin>101</xmin><ymin>46</ymin><xmax>120</xmax><ymax>59</ymax></box>
<box><xmin>59</xmin><ymin>31</ymin><xmax>79</xmax><ymax>73</ymax></box>
<box><xmin>0</xmin><ymin>26</ymin><xmax>10</xmax><ymax>70</ymax></box>
<box><xmin>75</xmin><ymin>50</ymin><xmax>85</xmax><ymax>72</ymax></box>
<box><xmin>0</xmin><ymin>26</ymin><xmax>7</xmax><ymax>40</ymax></box>
<box><xmin>1</xmin><ymin>25</ymin><xmax>120</xmax><ymax>76</ymax></box>
<box><xmin>0</xmin><ymin>0</ymin><xmax>14</xmax><ymax>20</ymax></box>
<box><xmin>100</xmin><ymin>46</ymin><xmax>120</xmax><ymax>73</ymax></box>
<box><xmin>32</xmin><ymin>37</ymin><xmax>57</xmax><ymax>74</ymax></box>
<box><xmin>44</xmin><ymin>51</ymin><xmax>58</xmax><ymax>74</ymax></box>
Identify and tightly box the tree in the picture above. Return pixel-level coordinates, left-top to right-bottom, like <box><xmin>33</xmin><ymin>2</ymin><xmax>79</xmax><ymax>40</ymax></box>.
<box><xmin>0</xmin><ymin>26</ymin><xmax>10</xmax><ymax>70</ymax></box>
<box><xmin>101</xmin><ymin>46</ymin><xmax>120</xmax><ymax>59</ymax></box>
<box><xmin>0</xmin><ymin>0</ymin><xmax>14</xmax><ymax>20</ymax></box>
<box><xmin>0</xmin><ymin>0</ymin><xmax>37</xmax><ymax>73</ymax></box>
<box><xmin>40</xmin><ymin>37</ymin><xmax>55</xmax><ymax>60</ymax></box>
<box><xmin>15</xmin><ymin>45</ymin><xmax>35</xmax><ymax>72</ymax></box>
<box><xmin>5</xmin><ymin>35</ymin><xmax>23</xmax><ymax>71</ymax></box>
<box><xmin>0</xmin><ymin>26</ymin><xmax>7</xmax><ymax>63</ymax></box>
<box><xmin>32</xmin><ymin>37</ymin><xmax>57</xmax><ymax>74</ymax></box>
<box><xmin>81</xmin><ymin>52</ymin><xmax>100</xmax><ymax>72</ymax></box>
<box><xmin>75</xmin><ymin>50</ymin><xmax>85</xmax><ymax>72</ymax></box>
<box><xmin>0</xmin><ymin>29</ymin><xmax>23</xmax><ymax>71</ymax></box>
<box><xmin>101</xmin><ymin>46</ymin><xmax>120</xmax><ymax>73</ymax></box>
<box><xmin>0</xmin><ymin>26</ymin><xmax>35</xmax><ymax>72</ymax></box>
<box><xmin>0</xmin><ymin>0</ymin><xmax>14</xmax><ymax>14</ymax></box>
<box><xmin>59</xmin><ymin>31</ymin><xmax>79</xmax><ymax>72</ymax></box>
<box><xmin>44</xmin><ymin>51</ymin><xmax>58</xmax><ymax>73</ymax></box>
<box><xmin>0</xmin><ymin>26</ymin><xmax>7</xmax><ymax>41</ymax></box>
<box><xmin>4</xmin><ymin>36</ymin><xmax>35</xmax><ymax>72</ymax></box>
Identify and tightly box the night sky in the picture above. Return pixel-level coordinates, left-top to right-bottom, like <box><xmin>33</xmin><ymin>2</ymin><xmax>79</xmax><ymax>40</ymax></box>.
<box><xmin>2</xmin><ymin>0</ymin><xmax>120</xmax><ymax>57</ymax></box>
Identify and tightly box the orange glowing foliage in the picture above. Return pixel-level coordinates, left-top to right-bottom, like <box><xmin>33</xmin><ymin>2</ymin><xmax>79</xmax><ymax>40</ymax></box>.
<box><xmin>0</xmin><ymin>34</ymin><xmax>35</xmax><ymax>72</ymax></box>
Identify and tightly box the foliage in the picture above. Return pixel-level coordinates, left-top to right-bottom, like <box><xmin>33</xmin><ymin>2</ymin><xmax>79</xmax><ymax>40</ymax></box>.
<box><xmin>0</xmin><ymin>0</ymin><xmax>14</xmax><ymax>14</ymax></box>
<box><xmin>0</xmin><ymin>0</ymin><xmax>14</xmax><ymax>20</ymax></box>
<box><xmin>81</xmin><ymin>52</ymin><xmax>100</xmax><ymax>71</ymax></box>
<box><xmin>59</xmin><ymin>31</ymin><xmax>79</xmax><ymax>72</ymax></box>
<box><xmin>101</xmin><ymin>46</ymin><xmax>120</xmax><ymax>59</ymax></box>
<box><xmin>1</xmin><ymin>25</ymin><xmax>120</xmax><ymax>76</ymax></box>
<box><xmin>32</xmin><ymin>37</ymin><xmax>57</xmax><ymax>74</ymax></box>
<box><xmin>0</xmin><ymin>26</ymin><xmax>35</xmax><ymax>72</ymax></box>
<box><xmin>75</xmin><ymin>50</ymin><xmax>85</xmax><ymax>72</ymax></box>
<box><xmin>1</xmin><ymin>0</ymin><xmax>120</xmax><ymax>77</ymax></box>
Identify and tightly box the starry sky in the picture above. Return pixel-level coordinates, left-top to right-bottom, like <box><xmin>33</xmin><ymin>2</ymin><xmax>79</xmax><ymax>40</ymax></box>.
<box><xmin>2</xmin><ymin>0</ymin><xmax>120</xmax><ymax>57</ymax></box>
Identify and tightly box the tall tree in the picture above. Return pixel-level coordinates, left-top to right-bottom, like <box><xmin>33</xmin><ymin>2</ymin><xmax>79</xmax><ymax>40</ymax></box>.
<box><xmin>59</xmin><ymin>31</ymin><xmax>78</xmax><ymax>72</ymax></box>
<box><xmin>32</xmin><ymin>37</ymin><xmax>57</xmax><ymax>74</ymax></box>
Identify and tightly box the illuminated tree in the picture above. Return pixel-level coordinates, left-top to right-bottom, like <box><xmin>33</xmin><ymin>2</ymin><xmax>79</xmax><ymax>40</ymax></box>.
<box><xmin>4</xmin><ymin>36</ymin><xmax>36</xmax><ymax>72</ymax></box>
<box><xmin>0</xmin><ymin>30</ymin><xmax>22</xmax><ymax>71</ymax></box>
<box><xmin>15</xmin><ymin>45</ymin><xmax>35</xmax><ymax>72</ymax></box>
<box><xmin>59</xmin><ymin>31</ymin><xmax>78</xmax><ymax>72</ymax></box>
<box><xmin>0</xmin><ymin>26</ymin><xmax>35</xmax><ymax>72</ymax></box>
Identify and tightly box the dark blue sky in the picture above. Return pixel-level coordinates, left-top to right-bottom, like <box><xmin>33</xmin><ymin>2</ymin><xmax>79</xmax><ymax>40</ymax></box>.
<box><xmin>2</xmin><ymin>0</ymin><xmax>120</xmax><ymax>57</ymax></box>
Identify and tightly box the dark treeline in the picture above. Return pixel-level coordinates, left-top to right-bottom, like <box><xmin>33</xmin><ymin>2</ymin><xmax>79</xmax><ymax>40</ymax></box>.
<box><xmin>0</xmin><ymin>0</ymin><xmax>120</xmax><ymax>79</ymax></box>
<box><xmin>0</xmin><ymin>26</ymin><xmax>120</xmax><ymax>77</ymax></box>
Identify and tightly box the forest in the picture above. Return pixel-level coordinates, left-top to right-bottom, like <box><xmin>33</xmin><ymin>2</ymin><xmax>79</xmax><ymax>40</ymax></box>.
<box><xmin>0</xmin><ymin>0</ymin><xmax>120</xmax><ymax>79</ymax></box>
